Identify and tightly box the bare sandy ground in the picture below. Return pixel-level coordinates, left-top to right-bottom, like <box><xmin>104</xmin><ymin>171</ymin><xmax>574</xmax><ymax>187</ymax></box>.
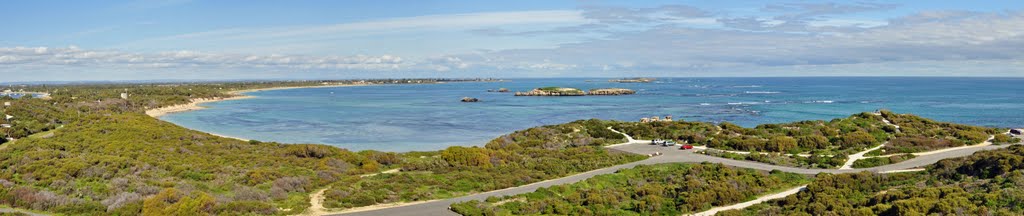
<box><xmin>687</xmin><ymin>185</ymin><xmax>807</xmax><ymax>216</ymax></box>
<box><xmin>146</xmin><ymin>83</ymin><xmax>372</xmax><ymax>118</ymax></box>
<box><xmin>860</xmin><ymin>135</ymin><xmax>996</xmax><ymax>160</ymax></box>
<box><xmin>912</xmin><ymin>135</ymin><xmax>994</xmax><ymax>156</ymax></box>
<box><xmin>145</xmin><ymin>96</ymin><xmax>255</xmax><ymax>118</ymax></box>
<box><xmin>604</xmin><ymin>127</ymin><xmax>651</xmax><ymax>147</ymax></box>
<box><xmin>840</xmin><ymin>144</ymin><xmax>886</xmax><ymax>170</ymax></box>
<box><xmin>878</xmin><ymin>168</ymin><xmax>926</xmax><ymax>173</ymax></box>
<box><xmin>607</xmin><ymin>127</ymin><xmax>820</xmax><ymax>157</ymax></box>
<box><xmin>297</xmin><ymin>168</ymin><xmax>409</xmax><ymax>216</ymax></box>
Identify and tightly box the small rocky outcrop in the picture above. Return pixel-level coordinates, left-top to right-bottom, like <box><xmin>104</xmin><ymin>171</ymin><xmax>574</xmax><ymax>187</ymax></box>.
<box><xmin>461</xmin><ymin>97</ymin><xmax>480</xmax><ymax>102</ymax></box>
<box><xmin>487</xmin><ymin>88</ymin><xmax>510</xmax><ymax>93</ymax></box>
<box><xmin>515</xmin><ymin>87</ymin><xmax>585</xmax><ymax>96</ymax></box>
<box><xmin>588</xmin><ymin>88</ymin><xmax>636</xmax><ymax>95</ymax></box>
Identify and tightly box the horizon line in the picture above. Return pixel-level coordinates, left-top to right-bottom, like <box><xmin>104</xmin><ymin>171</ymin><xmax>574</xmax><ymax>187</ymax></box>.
<box><xmin>3</xmin><ymin>75</ymin><xmax>1023</xmax><ymax>85</ymax></box>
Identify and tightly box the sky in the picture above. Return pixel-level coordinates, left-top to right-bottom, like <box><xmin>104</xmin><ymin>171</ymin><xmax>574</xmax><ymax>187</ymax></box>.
<box><xmin>2</xmin><ymin>0</ymin><xmax>1024</xmax><ymax>81</ymax></box>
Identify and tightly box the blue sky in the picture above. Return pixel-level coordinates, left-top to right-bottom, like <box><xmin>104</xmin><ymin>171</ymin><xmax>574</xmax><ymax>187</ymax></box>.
<box><xmin>2</xmin><ymin>0</ymin><xmax>1024</xmax><ymax>81</ymax></box>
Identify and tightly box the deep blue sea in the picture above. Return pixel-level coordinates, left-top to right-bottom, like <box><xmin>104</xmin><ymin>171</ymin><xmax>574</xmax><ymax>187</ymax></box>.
<box><xmin>161</xmin><ymin>77</ymin><xmax>1024</xmax><ymax>152</ymax></box>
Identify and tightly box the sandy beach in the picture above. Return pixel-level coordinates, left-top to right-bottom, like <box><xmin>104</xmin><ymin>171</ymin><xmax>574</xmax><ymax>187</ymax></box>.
<box><xmin>144</xmin><ymin>84</ymin><xmax>376</xmax><ymax>141</ymax></box>
<box><xmin>146</xmin><ymin>83</ymin><xmax>372</xmax><ymax>118</ymax></box>
<box><xmin>144</xmin><ymin>95</ymin><xmax>256</xmax><ymax>118</ymax></box>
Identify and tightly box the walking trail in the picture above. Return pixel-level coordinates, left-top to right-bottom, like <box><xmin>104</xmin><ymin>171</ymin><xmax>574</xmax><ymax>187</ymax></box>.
<box><xmin>686</xmin><ymin>185</ymin><xmax>807</xmax><ymax>216</ymax></box>
<box><xmin>298</xmin><ymin>169</ymin><xmax>401</xmax><ymax>216</ymax></box>
<box><xmin>839</xmin><ymin>143</ymin><xmax>886</xmax><ymax>170</ymax></box>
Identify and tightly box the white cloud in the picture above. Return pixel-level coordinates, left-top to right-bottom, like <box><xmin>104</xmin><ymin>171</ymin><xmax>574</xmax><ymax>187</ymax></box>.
<box><xmin>0</xmin><ymin>46</ymin><xmax>406</xmax><ymax>70</ymax></box>
<box><xmin>117</xmin><ymin>10</ymin><xmax>588</xmax><ymax>55</ymax></box>
<box><xmin>5</xmin><ymin>4</ymin><xmax>1024</xmax><ymax>81</ymax></box>
<box><xmin>453</xmin><ymin>9</ymin><xmax>1024</xmax><ymax>77</ymax></box>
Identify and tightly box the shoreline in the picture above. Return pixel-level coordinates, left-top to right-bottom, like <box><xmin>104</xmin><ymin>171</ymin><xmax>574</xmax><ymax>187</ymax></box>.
<box><xmin>226</xmin><ymin>83</ymin><xmax>373</xmax><ymax>95</ymax></box>
<box><xmin>145</xmin><ymin>95</ymin><xmax>257</xmax><ymax>118</ymax></box>
<box><xmin>146</xmin><ymin>84</ymin><xmax>375</xmax><ymax>118</ymax></box>
<box><xmin>145</xmin><ymin>83</ymin><xmax>377</xmax><ymax>141</ymax></box>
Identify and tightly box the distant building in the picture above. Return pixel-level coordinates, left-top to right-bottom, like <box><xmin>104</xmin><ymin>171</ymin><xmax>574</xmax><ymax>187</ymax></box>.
<box><xmin>120</xmin><ymin>93</ymin><xmax>129</xmax><ymax>99</ymax></box>
<box><xmin>3</xmin><ymin>102</ymin><xmax>10</xmax><ymax>106</ymax></box>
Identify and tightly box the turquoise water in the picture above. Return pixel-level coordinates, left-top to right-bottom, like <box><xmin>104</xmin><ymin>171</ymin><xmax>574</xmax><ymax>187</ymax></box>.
<box><xmin>161</xmin><ymin>77</ymin><xmax>1024</xmax><ymax>152</ymax></box>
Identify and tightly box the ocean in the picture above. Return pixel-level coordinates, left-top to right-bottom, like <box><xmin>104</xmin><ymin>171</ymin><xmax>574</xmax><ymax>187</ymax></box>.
<box><xmin>160</xmin><ymin>77</ymin><xmax>1024</xmax><ymax>152</ymax></box>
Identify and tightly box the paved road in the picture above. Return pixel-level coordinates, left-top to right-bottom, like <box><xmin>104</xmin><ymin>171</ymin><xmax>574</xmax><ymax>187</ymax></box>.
<box><xmin>334</xmin><ymin>141</ymin><xmax>1016</xmax><ymax>216</ymax></box>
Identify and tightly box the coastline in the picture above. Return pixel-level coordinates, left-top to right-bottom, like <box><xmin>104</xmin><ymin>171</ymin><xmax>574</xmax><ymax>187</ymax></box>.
<box><xmin>226</xmin><ymin>83</ymin><xmax>372</xmax><ymax>95</ymax></box>
<box><xmin>145</xmin><ymin>96</ymin><xmax>256</xmax><ymax>118</ymax></box>
<box><xmin>146</xmin><ymin>84</ymin><xmax>374</xmax><ymax>118</ymax></box>
<box><xmin>144</xmin><ymin>83</ymin><xmax>376</xmax><ymax>141</ymax></box>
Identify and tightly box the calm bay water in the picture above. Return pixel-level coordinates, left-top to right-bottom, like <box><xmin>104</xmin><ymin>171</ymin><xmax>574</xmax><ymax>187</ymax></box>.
<box><xmin>161</xmin><ymin>77</ymin><xmax>1024</xmax><ymax>152</ymax></box>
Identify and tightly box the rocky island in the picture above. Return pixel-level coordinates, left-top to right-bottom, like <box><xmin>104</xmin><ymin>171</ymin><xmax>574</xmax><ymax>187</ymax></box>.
<box><xmin>514</xmin><ymin>87</ymin><xmax>586</xmax><ymax>96</ymax></box>
<box><xmin>461</xmin><ymin>97</ymin><xmax>479</xmax><ymax>102</ymax></box>
<box><xmin>588</xmin><ymin>88</ymin><xmax>636</xmax><ymax>95</ymax></box>
<box><xmin>609</xmin><ymin>78</ymin><xmax>655</xmax><ymax>83</ymax></box>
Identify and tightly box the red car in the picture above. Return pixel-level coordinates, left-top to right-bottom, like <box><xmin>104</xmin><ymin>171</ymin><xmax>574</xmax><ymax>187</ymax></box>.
<box><xmin>679</xmin><ymin>144</ymin><xmax>694</xmax><ymax>150</ymax></box>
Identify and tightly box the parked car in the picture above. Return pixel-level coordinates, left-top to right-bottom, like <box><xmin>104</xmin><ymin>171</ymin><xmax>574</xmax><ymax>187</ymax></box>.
<box><xmin>651</xmin><ymin>139</ymin><xmax>662</xmax><ymax>145</ymax></box>
<box><xmin>663</xmin><ymin>140</ymin><xmax>677</xmax><ymax>147</ymax></box>
<box><xmin>680</xmin><ymin>144</ymin><xmax>694</xmax><ymax>150</ymax></box>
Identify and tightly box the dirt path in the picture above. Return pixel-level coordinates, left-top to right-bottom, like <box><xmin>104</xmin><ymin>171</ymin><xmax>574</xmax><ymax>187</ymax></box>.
<box><xmin>297</xmin><ymin>168</ymin><xmax>402</xmax><ymax>216</ymax></box>
<box><xmin>687</xmin><ymin>185</ymin><xmax>807</xmax><ymax>216</ymax></box>
<box><xmin>837</xmin><ymin>112</ymin><xmax>899</xmax><ymax>169</ymax></box>
<box><xmin>335</xmin><ymin>126</ymin><xmax>1020</xmax><ymax>216</ymax></box>
<box><xmin>913</xmin><ymin>135</ymin><xmax>994</xmax><ymax>156</ymax></box>
<box><xmin>300</xmin><ymin>187</ymin><xmax>331</xmax><ymax>216</ymax></box>
<box><xmin>694</xmin><ymin>146</ymin><xmax>822</xmax><ymax>157</ymax></box>
<box><xmin>878</xmin><ymin>168</ymin><xmax>926</xmax><ymax>174</ymax></box>
<box><xmin>359</xmin><ymin>168</ymin><xmax>400</xmax><ymax>178</ymax></box>
<box><xmin>842</xmin><ymin>114</ymin><xmax>996</xmax><ymax>169</ymax></box>
<box><xmin>840</xmin><ymin>143</ymin><xmax>886</xmax><ymax>169</ymax></box>
<box><xmin>604</xmin><ymin>127</ymin><xmax>651</xmax><ymax>147</ymax></box>
<box><xmin>609</xmin><ymin>127</ymin><xmax>825</xmax><ymax>157</ymax></box>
